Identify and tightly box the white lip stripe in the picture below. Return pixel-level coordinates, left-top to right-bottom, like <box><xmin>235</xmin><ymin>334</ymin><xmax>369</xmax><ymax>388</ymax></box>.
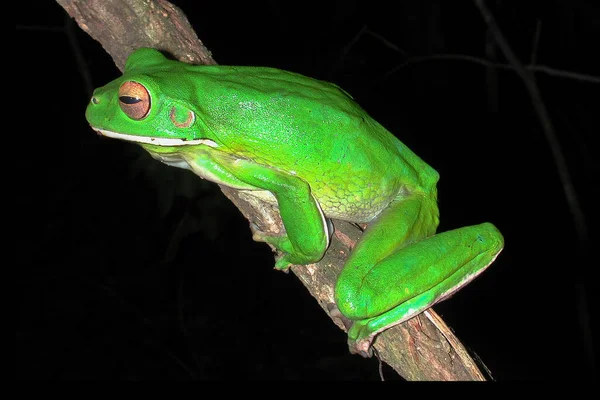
<box><xmin>94</xmin><ymin>128</ymin><xmax>218</xmax><ymax>147</ymax></box>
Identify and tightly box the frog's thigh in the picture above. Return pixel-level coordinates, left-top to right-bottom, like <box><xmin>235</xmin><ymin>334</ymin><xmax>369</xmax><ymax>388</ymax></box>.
<box><xmin>335</xmin><ymin>196</ymin><xmax>503</xmax><ymax>343</ymax></box>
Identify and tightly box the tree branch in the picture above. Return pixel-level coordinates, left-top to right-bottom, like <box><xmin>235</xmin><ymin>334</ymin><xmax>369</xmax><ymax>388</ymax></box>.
<box><xmin>57</xmin><ymin>0</ymin><xmax>486</xmax><ymax>380</ymax></box>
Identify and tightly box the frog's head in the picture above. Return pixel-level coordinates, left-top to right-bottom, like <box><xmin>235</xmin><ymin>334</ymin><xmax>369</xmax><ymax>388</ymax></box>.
<box><xmin>86</xmin><ymin>48</ymin><xmax>217</xmax><ymax>148</ymax></box>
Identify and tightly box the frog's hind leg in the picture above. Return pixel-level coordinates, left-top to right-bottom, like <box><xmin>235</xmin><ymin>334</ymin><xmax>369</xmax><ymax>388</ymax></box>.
<box><xmin>334</xmin><ymin>194</ymin><xmax>504</xmax><ymax>356</ymax></box>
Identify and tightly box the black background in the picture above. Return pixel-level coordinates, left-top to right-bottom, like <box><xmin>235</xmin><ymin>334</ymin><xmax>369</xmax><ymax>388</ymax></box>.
<box><xmin>17</xmin><ymin>1</ymin><xmax>597</xmax><ymax>380</ymax></box>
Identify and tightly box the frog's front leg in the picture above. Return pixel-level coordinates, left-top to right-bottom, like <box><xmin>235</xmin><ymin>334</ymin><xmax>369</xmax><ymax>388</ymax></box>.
<box><xmin>179</xmin><ymin>146</ymin><xmax>329</xmax><ymax>270</ymax></box>
<box><xmin>335</xmin><ymin>193</ymin><xmax>504</xmax><ymax>356</ymax></box>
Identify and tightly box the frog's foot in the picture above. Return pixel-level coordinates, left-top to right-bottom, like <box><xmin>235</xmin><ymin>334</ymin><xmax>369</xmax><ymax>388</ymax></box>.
<box><xmin>249</xmin><ymin>222</ymin><xmax>272</xmax><ymax>243</ymax></box>
<box><xmin>347</xmin><ymin>319</ymin><xmax>377</xmax><ymax>358</ymax></box>
<box><xmin>249</xmin><ymin>221</ymin><xmax>326</xmax><ymax>271</ymax></box>
<box><xmin>349</xmin><ymin>338</ymin><xmax>375</xmax><ymax>358</ymax></box>
<box><xmin>273</xmin><ymin>254</ymin><xmax>295</xmax><ymax>271</ymax></box>
<box><xmin>249</xmin><ymin>222</ymin><xmax>296</xmax><ymax>271</ymax></box>
<box><xmin>326</xmin><ymin>304</ymin><xmax>376</xmax><ymax>357</ymax></box>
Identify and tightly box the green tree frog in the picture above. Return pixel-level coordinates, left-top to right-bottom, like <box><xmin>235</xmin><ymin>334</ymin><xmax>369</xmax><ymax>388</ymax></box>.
<box><xmin>86</xmin><ymin>48</ymin><xmax>504</xmax><ymax>356</ymax></box>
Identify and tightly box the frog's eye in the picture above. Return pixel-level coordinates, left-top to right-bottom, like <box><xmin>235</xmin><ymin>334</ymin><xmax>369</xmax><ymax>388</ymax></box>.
<box><xmin>118</xmin><ymin>81</ymin><xmax>151</xmax><ymax>120</ymax></box>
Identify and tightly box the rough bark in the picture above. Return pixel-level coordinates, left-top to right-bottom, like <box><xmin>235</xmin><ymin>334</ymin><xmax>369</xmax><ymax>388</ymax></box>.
<box><xmin>57</xmin><ymin>0</ymin><xmax>487</xmax><ymax>381</ymax></box>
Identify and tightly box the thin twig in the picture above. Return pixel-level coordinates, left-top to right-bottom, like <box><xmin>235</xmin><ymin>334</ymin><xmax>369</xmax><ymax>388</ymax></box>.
<box><xmin>530</xmin><ymin>19</ymin><xmax>542</xmax><ymax>66</ymax></box>
<box><xmin>474</xmin><ymin>0</ymin><xmax>594</xmax><ymax>376</ymax></box>
<box><xmin>364</xmin><ymin>27</ymin><xmax>409</xmax><ymax>56</ymax></box>
<box><xmin>384</xmin><ymin>53</ymin><xmax>600</xmax><ymax>84</ymax></box>
<box><xmin>330</xmin><ymin>25</ymin><xmax>368</xmax><ymax>76</ymax></box>
<box><xmin>473</xmin><ymin>0</ymin><xmax>587</xmax><ymax>241</ymax></box>
<box><xmin>526</xmin><ymin>64</ymin><xmax>600</xmax><ymax>83</ymax></box>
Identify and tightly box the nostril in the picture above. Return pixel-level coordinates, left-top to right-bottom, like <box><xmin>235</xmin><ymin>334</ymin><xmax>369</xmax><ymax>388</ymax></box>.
<box><xmin>91</xmin><ymin>97</ymin><xmax>99</xmax><ymax>105</ymax></box>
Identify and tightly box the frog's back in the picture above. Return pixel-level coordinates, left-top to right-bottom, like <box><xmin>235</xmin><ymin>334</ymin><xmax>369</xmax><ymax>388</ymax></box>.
<box><xmin>177</xmin><ymin>65</ymin><xmax>437</xmax><ymax>221</ymax></box>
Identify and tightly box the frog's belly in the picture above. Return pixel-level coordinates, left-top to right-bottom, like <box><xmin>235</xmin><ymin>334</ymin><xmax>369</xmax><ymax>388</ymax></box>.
<box><xmin>147</xmin><ymin>150</ymin><xmax>395</xmax><ymax>223</ymax></box>
<box><xmin>241</xmin><ymin>181</ymin><xmax>397</xmax><ymax>223</ymax></box>
<box><xmin>311</xmin><ymin>184</ymin><xmax>396</xmax><ymax>223</ymax></box>
<box><xmin>239</xmin><ymin>188</ymin><xmax>388</xmax><ymax>223</ymax></box>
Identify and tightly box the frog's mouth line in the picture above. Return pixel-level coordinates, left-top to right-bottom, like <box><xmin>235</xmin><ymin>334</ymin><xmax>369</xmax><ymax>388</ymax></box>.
<box><xmin>93</xmin><ymin>128</ymin><xmax>218</xmax><ymax>147</ymax></box>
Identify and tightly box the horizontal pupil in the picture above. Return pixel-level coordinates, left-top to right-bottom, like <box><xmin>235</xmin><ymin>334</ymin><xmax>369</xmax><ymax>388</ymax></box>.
<box><xmin>119</xmin><ymin>96</ymin><xmax>142</xmax><ymax>105</ymax></box>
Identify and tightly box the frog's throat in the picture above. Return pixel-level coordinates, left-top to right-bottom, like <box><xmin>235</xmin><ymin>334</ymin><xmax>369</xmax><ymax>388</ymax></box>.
<box><xmin>92</xmin><ymin>128</ymin><xmax>218</xmax><ymax>147</ymax></box>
